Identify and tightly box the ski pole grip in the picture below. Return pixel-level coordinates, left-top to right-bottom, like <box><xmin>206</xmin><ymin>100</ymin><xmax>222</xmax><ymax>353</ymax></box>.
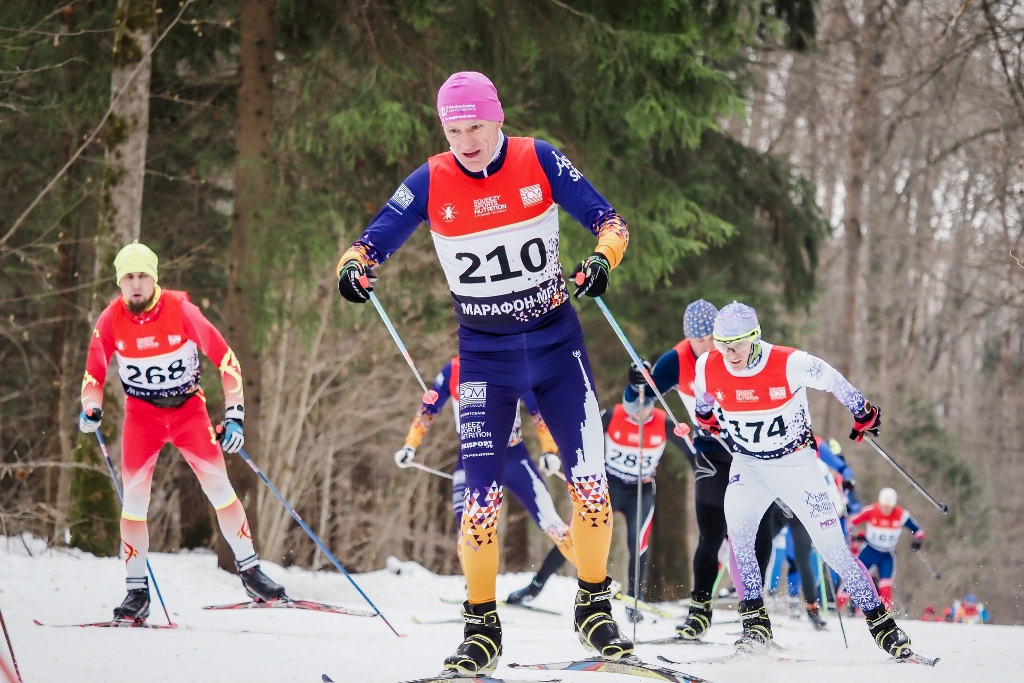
<box><xmin>87</xmin><ymin>408</ymin><xmax>101</xmax><ymax>420</ymax></box>
<box><xmin>214</xmin><ymin>424</ymin><xmax>224</xmax><ymax>443</ymax></box>
<box><xmin>575</xmin><ymin>271</ymin><xmax>585</xmax><ymax>285</ymax></box>
<box><xmin>358</xmin><ymin>275</ymin><xmax>370</xmax><ymax>289</ymax></box>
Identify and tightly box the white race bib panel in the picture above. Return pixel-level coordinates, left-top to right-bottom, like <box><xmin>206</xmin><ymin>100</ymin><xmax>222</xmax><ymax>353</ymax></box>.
<box><xmin>115</xmin><ymin>340</ymin><xmax>201</xmax><ymax>402</ymax></box>
<box><xmin>864</xmin><ymin>526</ymin><xmax>902</xmax><ymax>552</ymax></box>
<box><xmin>603</xmin><ymin>405</ymin><xmax>668</xmax><ymax>483</ymax></box>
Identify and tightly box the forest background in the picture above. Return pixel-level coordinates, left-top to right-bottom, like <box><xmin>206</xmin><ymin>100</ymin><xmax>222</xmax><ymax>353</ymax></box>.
<box><xmin>2</xmin><ymin>0</ymin><xmax>1022</xmax><ymax>623</ymax></box>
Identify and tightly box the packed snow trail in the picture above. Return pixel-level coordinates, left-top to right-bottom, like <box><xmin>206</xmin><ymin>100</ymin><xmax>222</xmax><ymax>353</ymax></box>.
<box><xmin>0</xmin><ymin>536</ymin><xmax>1013</xmax><ymax>682</ymax></box>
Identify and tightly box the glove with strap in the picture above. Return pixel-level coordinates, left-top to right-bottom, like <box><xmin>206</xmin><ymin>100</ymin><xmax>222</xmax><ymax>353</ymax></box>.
<box><xmin>694</xmin><ymin>407</ymin><xmax>722</xmax><ymax>436</ymax></box>
<box><xmin>627</xmin><ymin>359</ymin><xmax>652</xmax><ymax>392</ymax></box>
<box><xmin>538</xmin><ymin>452</ymin><xmax>561</xmax><ymax>477</ymax></box>
<box><xmin>337</xmin><ymin>259</ymin><xmax>377</xmax><ymax>303</ymax></box>
<box><xmin>79</xmin><ymin>408</ymin><xmax>103</xmax><ymax>434</ymax></box>
<box><xmin>394</xmin><ymin>446</ymin><xmax>416</xmax><ymax>468</ymax></box>
<box><xmin>219</xmin><ymin>418</ymin><xmax>244</xmax><ymax>454</ymax></box>
<box><xmin>570</xmin><ymin>253</ymin><xmax>610</xmax><ymax>299</ymax></box>
<box><xmin>850</xmin><ymin>402</ymin><xmax>881</xmax><ymax>442</ymax></box>
<box><xmin>842</xmin><ymin>478</ymin><xmax>856</xmax><ymax>493</ymax></box>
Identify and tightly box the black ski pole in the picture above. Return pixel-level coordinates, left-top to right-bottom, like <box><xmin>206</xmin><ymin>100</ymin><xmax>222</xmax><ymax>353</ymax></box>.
<box><xmin>864</xmin><ymin>437</ymin><xmax>948</xmax><ymax>514</ymax></box>
<box><xmin>822</xmin><ymin>564</ymin><xmax>848</xmax><ymax>649</ymax></box>
<box><xmin>919</xmin><ymin>552</ymin><xmax>941</xmax><ymax>580</ymax></box>
<box><xmin>633</xmin><ymin>385</ymin><xmax>645</xmax><ymax>643</ymax></box>
<box><xmin>0</xmin><ymin>603</ymin><xmax>21</xmax><ymax>682</ymax></box>
<box><xmin>94</xmin><ymin>428</ymin><xmax>175</xmax><ymax>626</ymax></box>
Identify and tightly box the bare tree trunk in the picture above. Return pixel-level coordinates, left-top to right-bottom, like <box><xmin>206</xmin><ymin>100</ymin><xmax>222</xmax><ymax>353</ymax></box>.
<box><xmin>98</xmin><ymin>0</ymin><xmax>155</xmax><ymax>256</ymax></box>
<box><xmin>220</xmin><ymin>0</ymin><xmax>275</xmax><ymax>572</ymax></box>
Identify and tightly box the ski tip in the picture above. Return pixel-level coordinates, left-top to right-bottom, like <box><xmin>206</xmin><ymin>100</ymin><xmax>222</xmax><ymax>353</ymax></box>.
<box><xmin>322</xmin><ymin>675</ymin><xmax>334</xmax><ymax>682</ymax></box>
<box><xmin>32</xmin><ymin>619</ymin><xmax>43</xmax><ymax>626</ymax></box>
<box><xmin>423</xmin><ymin>390</ymin><xmax>439</xmax><ymax>404</ymax></box>
<box><xmin>673</xmin><ymin>423</ymin><xmax>691</xmax><ymax>437</ymax></box>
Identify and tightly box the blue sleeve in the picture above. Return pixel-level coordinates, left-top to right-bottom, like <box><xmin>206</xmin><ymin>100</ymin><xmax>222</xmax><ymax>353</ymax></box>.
<box><xmin>817</xmin><ymin>439</ymin><xmax>854</xmax><ymax>480</ymax></box>
<box><xmin>348</xmin><ymin>163</ymin><xmax>431</xmax><ymax>266</ymax></box>
<box><xmin>623</xmin><ymin>348</ymin><xmax>681</xmax><ymax>405</ymax></box>
<box><xmin>534</xmin><ymin>139</ymin><xmax>614</xmax><ymax>231</ymax></box>
<box><xmin>423</xmin><ymin>361</ymin><xmax>453</xmax><ymax>416</ymax></box>
<box><xmin>522</xmin><ymin>392</ymin><xmax>539</xmax><ymax>415</ymax></box>
<box><xmin>903</xmin><ymin>512</ymin><xmax>922</xmax><ymax>535</ymax></box>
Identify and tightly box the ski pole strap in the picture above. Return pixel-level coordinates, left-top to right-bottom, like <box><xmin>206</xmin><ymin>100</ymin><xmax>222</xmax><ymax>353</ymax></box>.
<box><xmin>592</xmin><ymin>297</ymin><xmax>689</xmax><ymax>437</ymax></box>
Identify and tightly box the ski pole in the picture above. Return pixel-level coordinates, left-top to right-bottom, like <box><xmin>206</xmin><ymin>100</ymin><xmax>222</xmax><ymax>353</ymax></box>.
<box><xmin>230</xmin><ymin>443</ymin><xmax>403</xmax><ymax>636</ymax></box>
<box><xmin>864</xmin><ymin>437</ymin><xmax>948</xmax><ymax>514</ymax></box>
<box><xmin>94</xmin><ymin>429</ymin><xmax>175</xmax><ymax>627</ymax></box>
<box><xmin>360</xmin><ymin>276</ymin><xmax>438</xmax><ymax>406</ymax></box>
<box><xmin>919</xmin><ymin>552</ymin><xmax>941</xmax><ymax>580</ymax></box>
<box><xmin>582</xmin><ymin>288</ymin><xmax>689</xmax><ymax>440</ymax></box>
<box><xmin>633</xmin><ymin>385</ymin><xmax>645</xmax><ymax>643</ymax></box>
<box><xmin>822</xmin><ymin>563</ymin><xmax>848</xmax><ymax>649</ymax></box>
<box><xmin>815</xmin><ymin>553</ymin><xmax>828</xmax><ymax>622</ymax></box>
<box><xmin>408</xmin><ymin>462</ymin><xmax>454</xmax><ymax>480</ymax></box>
<box><xmin>0</xmin><ymin>604</ymin><xmax>21</xmax><ymax>682</ymax></box>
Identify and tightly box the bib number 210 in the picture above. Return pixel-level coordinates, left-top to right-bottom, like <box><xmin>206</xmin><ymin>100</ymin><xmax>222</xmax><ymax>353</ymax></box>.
<box><xmin>457</xmin><ymin>239</ymin><xmax>547</xmax><ymax>284</ymax></box>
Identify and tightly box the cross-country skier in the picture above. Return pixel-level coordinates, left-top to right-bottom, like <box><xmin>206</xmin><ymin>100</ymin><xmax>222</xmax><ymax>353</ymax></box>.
<box><xmin>78</xmin><ymin>242</ymin><xmax>285</xmax><ymax>622</ymax></box>
<box><xmin>336</xmin><ymin>71</ymin><xmax>632</xmax><ymax>674</ymax></box>
<box><xmin>848</xmin><ymin>487</ymin><xmax>924</xmax><ymax>611</ymax></box>
<box><xmin>620</xmin><ymin>300</ymin><xmax>786</xmax><ymax>641</ymax></box>
<box><xmin>693</xmin><ymin>301</ymin><xmax>914</xmax><ymax>658</ymax></box>
<box><xmin>395</xmin><ymin>356</ymin><xmax>574</xmax><ymax>571</ymax></box>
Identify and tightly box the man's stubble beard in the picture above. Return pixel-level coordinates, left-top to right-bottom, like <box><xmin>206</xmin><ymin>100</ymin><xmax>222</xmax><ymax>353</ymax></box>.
<box><xmin>126</xmin><ymin>291</ymin><xmax>155</xmax><ymax>315</ymax></box>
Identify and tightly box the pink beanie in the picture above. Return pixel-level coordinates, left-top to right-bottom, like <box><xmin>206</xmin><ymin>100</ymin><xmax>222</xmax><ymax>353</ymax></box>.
<box><xmin>436</xmin><ymin>71</ymin><xmax>504</xmax><ymax>124</ymax></box>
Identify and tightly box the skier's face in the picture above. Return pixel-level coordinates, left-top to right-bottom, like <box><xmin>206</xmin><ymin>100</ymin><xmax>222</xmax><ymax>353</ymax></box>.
<box><xmin>879</xmin><ymin>503</ymin><xmax>894</xmax><ymax>516</ymax></box>
<box><xmin>720</xmin><ymin>340</ymin><xmax>752</xmax><ymax>371</ymax></box>
<box><xmin>443</xmin><ymin>119</ymin><xmax>503</xmax><ymax>173</ymax></box>
<box><xmin>119</xmin><ymin>272</ymin><xmax>155</xmax><ymax>309</ymax></box>
<box><xmin>628</xmin><ymin>402</ymin><xmax>655</xmax><ymax>423</ymax></box>
<box><xmin>689</xmin><ymin>334</ymin><xmax>714</xmax><ymax>358</ymax></box>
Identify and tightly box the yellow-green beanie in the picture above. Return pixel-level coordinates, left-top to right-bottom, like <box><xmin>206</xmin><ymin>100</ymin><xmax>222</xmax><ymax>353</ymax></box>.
<box><xmin>114</xmin><ymin>240</ymin><xmax>159</xmax><ymax>284</ymax></box>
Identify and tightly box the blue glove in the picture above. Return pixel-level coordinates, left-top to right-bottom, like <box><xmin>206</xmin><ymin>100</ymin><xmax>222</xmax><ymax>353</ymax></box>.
<box><xmin>79</xmin><ymin>408</ymin><xmax>103</xmax><ymax>434</ymax></box>
<box><xmin>220</xmin><ymin>419</ymin><xmax>244</xmax><ymax>454</ymax></box>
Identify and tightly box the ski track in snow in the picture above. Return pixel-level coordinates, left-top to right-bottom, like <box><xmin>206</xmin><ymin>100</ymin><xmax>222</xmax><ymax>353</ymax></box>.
<box><xmin>0</xmin><ymin>534</ymin><xmax>1015</xmax><ymax>682</ymax></box>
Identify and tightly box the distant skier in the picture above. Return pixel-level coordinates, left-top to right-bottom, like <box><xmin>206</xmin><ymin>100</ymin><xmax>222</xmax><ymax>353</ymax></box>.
<box><xmin>848</xmin><ymin>487</ymin><xmax>924</xmax><ymax>611</ymax></box>
<box><xmin>78</xmin><ymin>242</ymin><xmax>285</xmax><ymax>623</ymax></box>
<box><xmin>396</xmin><ymin>356</ymin><xmax>574</xmax><ymax>577</ymax></box>
<box><xmin>693</xmin><ymin>301</ymin><xmax>914</xmax><ymax>658</ymax></box>
<box><xmin>337</xmin><ymin>71</ymin><xmax>633</xmax><ymax>673</ymax></box>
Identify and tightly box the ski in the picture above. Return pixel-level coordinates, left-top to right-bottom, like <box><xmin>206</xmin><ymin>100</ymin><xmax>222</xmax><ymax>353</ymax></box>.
<box><xmin>439</xmin><ymin>597</ymin><xmax>561</xmax><ymax>616</ymax></box>
<box><xmin>323</xmin><ymin>676</ymin><xmax>561</xmax><ymax>683</ymax></box>
<box><xmin>657</xmin><ymin>652</ymin><xmax>811</xmax><ymax>666</ymax></box>
<box><xmin>612</xmin><ymin>592</ymin><xmax>674</xmax><ymax>619</ymax></box>
<box><xmin>203</xmin><ymin>598</ymin><xmax>375</xmax><ymax>617</ymax></box>
<box><xmin>636</xmin><ymin>636</ymin><xmax>712</xmax><ymax>646</ymax></box>
<box><xmin>411</xmin><ymin>615</ymin><xmax>463</xmax><ymax>625</ymax></box>
<box><xmin>895</xmin><ymin>653</ymin><xmax>940</xmax><ymax>667</ymax></box>
<box><xmin>33</xmin><ymin>618</ymin><xmax>177</xmax><ymax>629</ymax></box>
<box><xmin>508</xmin><ymin>656</ymin><xmax>711</xmax><ymax>682</ymax></box>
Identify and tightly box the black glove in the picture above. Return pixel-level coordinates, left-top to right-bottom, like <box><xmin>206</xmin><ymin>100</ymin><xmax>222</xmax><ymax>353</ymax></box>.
<box><xmin>911</xmin><ymin>538</ymin><xmax>923</xmax><ymax>552</ymax></box>
<box><xmin>337</xmin><ymin>260</ymin><xmax>377</xmax><ymax>303</ymax></box>
<box><xmin>842</xmin><ymin>478</ymin><xmax>855</xmax><ymax>493</ymax></box>
<box><xmin>628</xmin><ymin>359</ymin><xmax>652</xmax><ymax>390</ymax></box>
<box><xmin>570</xmin><ymin>252</ymin><xmax>610</xmax><ymax>299</ymax></box>
<box><xmin>850</xmin><ymin>402</ymin><xmax>881</xmax><ymax>442</ymax></box>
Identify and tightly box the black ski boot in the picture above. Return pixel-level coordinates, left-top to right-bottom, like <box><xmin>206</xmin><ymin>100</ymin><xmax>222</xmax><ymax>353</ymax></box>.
<box><xmin>443</xmin><ymin>601</ymin><xmax>502</xmax><ymax>676</ymax></box>
<box><xmin>676</xmin><ymin>593</ymin><xmax>712</xmax><ymax>640</ymax></box>
<box><xmin>505</xmin><ymin>577</ymin><xmax>544</xmax><ymax>605</ymax></box>
<box><xmin>575</xmin><ymin>578</ymin><xmax>633</xmax><ymax>661</ymax></box>
<box><xmin>806</xmin><ymin>602</ymin><xmax>827</xmax><ymax>631</ymax></box>
<box><xmin>113</xmin><ymin>577</ymin><xmax>150</xmax><ymax>622</ymax></box>
<box><xmin>237</xmin><ymin>559</ymin><xmax>287</xmax><ymax>602</ymax></box>
<box><xmin>865</xmin><ymin>605</ymin><xmax>912</xmax><ymax>658</ymax></box>
<box><xmin>735</xmin><ymin>597</ymin><xmax>773</xmax><ymax>653</ymax></box>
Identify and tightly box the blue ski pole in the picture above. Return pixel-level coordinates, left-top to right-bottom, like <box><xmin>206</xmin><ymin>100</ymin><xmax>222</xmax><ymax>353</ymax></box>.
<box><xmin>224</xmin><ymin>436</ymin><xmax>402</xmax><ymax>636</ymax></box>
<box><xmin>93</xmin><ymin>428</ymin><xmax>175</xmax><ymax>627</ymax></box>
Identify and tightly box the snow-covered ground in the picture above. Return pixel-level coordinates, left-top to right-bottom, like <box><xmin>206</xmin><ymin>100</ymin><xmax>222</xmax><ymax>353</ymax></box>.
<box><xmin>0</xmin><ymin>535</ymin><xmax>1014</xmax><ymax>682</ymax></box>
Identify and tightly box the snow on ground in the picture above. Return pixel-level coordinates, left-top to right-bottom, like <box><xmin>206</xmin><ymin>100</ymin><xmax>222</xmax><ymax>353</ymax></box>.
<box><xmin>0</xmin><ymin>535</ymin><xmax>1016</xmax><ymax>682</ymax></box>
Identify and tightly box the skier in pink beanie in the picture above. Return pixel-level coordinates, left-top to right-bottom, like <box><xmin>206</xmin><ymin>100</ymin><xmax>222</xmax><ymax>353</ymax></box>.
<box><xmin>436</xmin><ymin>71</ymin><xmax>505</xmax><ymax>123</ymax></box>
<box><xmin>336</xmin><ymin>70</ymin><xmax>633</xmax><ymax>674</ymax></box>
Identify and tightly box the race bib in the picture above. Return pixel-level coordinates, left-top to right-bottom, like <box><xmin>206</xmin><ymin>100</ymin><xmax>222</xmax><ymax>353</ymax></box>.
<box><xmin>115</xmin><ymin>340</ymin><xmax>201</xmax><ymax>400</ymax></box>
<box><xmin>866</xmin><ymin>527</ymin><xmax>902</xmax><ymax>551</ymax></box>
<box><xmin>715</xmin><ymin>388</ymin><xmax>813</xmax><ymax>459</ymax></box>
